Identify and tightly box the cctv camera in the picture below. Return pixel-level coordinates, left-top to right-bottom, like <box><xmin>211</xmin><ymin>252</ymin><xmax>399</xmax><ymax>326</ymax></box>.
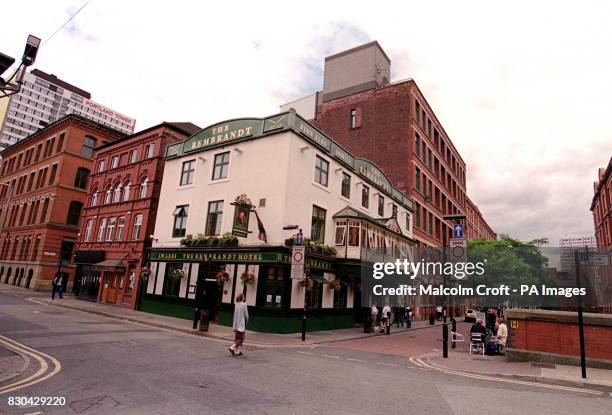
<box><xmin>22</xmin><ymin>35</ymin><xmax>41</xmax><ymax>67</ymax></box>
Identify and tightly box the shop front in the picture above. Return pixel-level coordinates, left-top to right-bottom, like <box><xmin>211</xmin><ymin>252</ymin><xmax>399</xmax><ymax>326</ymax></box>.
<box><xmin>143</xmin><ymin>246</ymin><xmax>358</xmax><ymax>333</ymax></box>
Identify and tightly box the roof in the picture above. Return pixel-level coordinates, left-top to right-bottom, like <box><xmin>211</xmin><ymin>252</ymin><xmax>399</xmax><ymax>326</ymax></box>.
<box><xmin>332</xmin><ymin>206</ymin><xmax>415</xmax><ymax>242</ymax></box>
<box><xmin>94</xmin><ymin>121</ymin><xmax>201</xmax><ymax>151</ymax></box>
<box><xmin>30</xmin><ymin>69</ymin><xmax>91</xmax><ymax>99</ymax></box>
<box><xmin>325</xmin><ymin>40</ymin><xmax>391</xmax><ymax>64</ymax></box>
<box><xmin>0</xmin><ymin>113</ymin><xmax>126</xmax><ymax>156</ymax></box>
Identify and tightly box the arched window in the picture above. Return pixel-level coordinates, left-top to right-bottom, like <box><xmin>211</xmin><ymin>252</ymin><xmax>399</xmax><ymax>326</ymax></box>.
<box><xmin>104</xmin><ymin>185</ymin><xmax>112</xmax><ymax>204</ymax></box>
<box><xmin>139</xmin><ymin>177</ymin><xmax>148</xmax><ymax>199</ymax></box>
<box><xmin>91</xmin><ymin>188</ymin><xmax>98</xmax><ymax>207</ymax></box>
<box><xmin>113</xmin><ymin>182</ymin><xmax>122</xmax><ymax>203</ymax></box>
<box><xmin>122</xmin><ymin>181</ymin><xmax>131</xmax><ymax>202</ymax></box>
<box><xmin>66</xmin><ymin>201</ymin><xmax>83</xmax><ymax>226</ymax></box>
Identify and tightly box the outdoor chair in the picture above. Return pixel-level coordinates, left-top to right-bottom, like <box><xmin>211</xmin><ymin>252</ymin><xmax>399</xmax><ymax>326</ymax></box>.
<box><xmin>450</xmin><ymin>331</ymin><xmax>464</xmax><ymax>347</ymax></box>
<box><xmin>469</xmin><ymin>333</ymin><xmax>485</xmax><ymax>355</ymax></box>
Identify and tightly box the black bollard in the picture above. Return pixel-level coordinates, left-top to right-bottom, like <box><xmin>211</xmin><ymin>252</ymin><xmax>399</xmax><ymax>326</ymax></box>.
<box><xmin>451</xmin><ymin>318</ymin><xmax>457</xmax><ymax>349</ymax></box>
<box><xmin>443</xmin><ymin>323</ymin><xmax>449</xmax><ymax>358</ymax></box>
<box><xmin>386</xmin><ymin>311</ymin><xmax>391</xmax><ymax>335</ymax></box>
<box><xmin>301</xmin><ymin>308</ymin><xmax>307</xmax><ymax>341</ymax></box>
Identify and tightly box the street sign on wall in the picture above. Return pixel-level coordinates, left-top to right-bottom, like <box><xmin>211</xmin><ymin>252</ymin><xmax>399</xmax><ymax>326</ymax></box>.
<box><xmin>449</xmin><ymin>238</ymin><xmax>467</xmax><ymax>262</ymax></box>
<box><xmin>290</xmin><ymin>246</ymin><xmax>305</xmax><ymax>279</ymax></box>
<box><xmin>453</xmin><ymin>224</ymin><xmax>463</xmax><ymax>238</ymax></box>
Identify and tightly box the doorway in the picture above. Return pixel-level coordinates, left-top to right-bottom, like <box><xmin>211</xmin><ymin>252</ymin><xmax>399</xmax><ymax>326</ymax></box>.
<box><xmin>102</xmin><ymin>272</ymin><xmax>121</xmax><ymax>304</ymax></box>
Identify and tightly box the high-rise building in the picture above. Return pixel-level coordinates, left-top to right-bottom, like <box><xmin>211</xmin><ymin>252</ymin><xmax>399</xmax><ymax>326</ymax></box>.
<box><xmin>281</xmin><ymin>41</ymin><xmax>494</xmax><ymax>247</ymax></box>
<box><xmin>0</xmin><ymin>69</ymin><xmax>135</xmax><ymax>150</ymax></box>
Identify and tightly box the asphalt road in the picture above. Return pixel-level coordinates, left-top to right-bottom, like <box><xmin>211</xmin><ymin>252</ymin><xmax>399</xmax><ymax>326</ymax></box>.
<box><xmin>0</xmin><ymin>291</ymin><xmax>611</xmax><ymax>415</ymax></box>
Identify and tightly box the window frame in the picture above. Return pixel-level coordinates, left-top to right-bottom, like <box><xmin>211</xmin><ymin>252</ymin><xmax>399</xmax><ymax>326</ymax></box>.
<box><xmin>314</xmin><ymin>155</ymin><xmax>329</xmax><ymax>187</ymax></box>
<box><xmin>172</xmin><ymin>205</ymin><xmax>189</xmax><ymax>238</ymax></box>
<box><xmin>180</xmin><ymin>159</ymin><xmax>196</xmax><ymax>186</ymax></box>
<box><xmin>205</xmin><ymin>200</ymin><xmax>224</xmax><ymax>236</ymax></box>
<box><xmin>211</xmin><ymin>152</ymin><xmax>230</xmax><ymax>181</ymax></box>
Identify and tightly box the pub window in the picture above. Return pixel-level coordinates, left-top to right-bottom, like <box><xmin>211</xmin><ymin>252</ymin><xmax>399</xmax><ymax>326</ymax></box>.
<box><xmin>131</xmin><ymin>214</ymin><xmax>143</xmax><ymax>240</ymax></box>
<box><xmin>180</xmin><ymin>159</ymin><xmax>195</xmax><ymax>185</ymax></box>
<box><xmin>306</xmin><ymin>272</ymin><xmax>324</xmax><ymax>309</ymax></box>
<box><xmin>378</xmin><ymin>195</ymin><xmax>384</xmax><ymax>216</ymax></box>
<box><xmin>361</xmin><ymin>185</ymin><xmax>369</xmax><ymax>208</ymax></box>
<box><xmin>74</xmin><ymin>168</ymin><xmax>90</xmax><ymax>189</ymax></box>
<box><xmin>172</xmin><ymin>205</ymin><xmax>189</xmax><ymax>238</ymax></box>
<box><xmin>163</xmin><ymin>263</ymin><xmax>182</xmax><ymax>297</ymax></box>
<box><xmin>205</xmin><ymin>200</ymin><xmax>224</xmax><ymax>236</ymax></box>
<box><xmin>333</xmin><ymin>282</ymin><xmax>348</xmax><ymax>309</ymax></box>
<box><xmin>348</xmin><ymin>221</ymin><xmax>360</xmax><ymax>247</ymax></box>
<box><xmin>212</xmin><ymin>152</ymin><xmax>230</xmax><ymax>180</ymax></box>
<box><xmin>341</xmin><ymin>173</ymin><xmax>351</xmax><ymax>198</ymax></box>
<box><xmin>263</xmin><ymin>266</ymin><xmax>285</xmax><ymax>309</ymax></box>
<box><xmin>314</xmin><ymin>156</ymin><xmax>329</xmax><ymax>187</ymax></box>
<box><xmin>334</xmin><ymin>221</ymin><xmax>346</xmax><ymax>246</ymax></box>
<box><xmin>66</xmin><ymin>201</ymin><xmax>83</xmax><ymax>226</ymax></box>
<box><xmin>311</xmin><ymin>205</ymin><xmax>326</xmax><ymax>243</ymax></box>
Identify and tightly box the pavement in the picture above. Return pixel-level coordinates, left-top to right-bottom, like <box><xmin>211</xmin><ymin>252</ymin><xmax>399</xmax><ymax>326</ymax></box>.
<box><xmin>1</xmin><ymin>283</ymin><xmax>445</xmax><ymax>347</ymax></box>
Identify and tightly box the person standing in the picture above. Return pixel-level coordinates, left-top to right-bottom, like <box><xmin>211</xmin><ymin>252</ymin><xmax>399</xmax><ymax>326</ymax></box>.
<box><xmin>229</xmin><ymin>293</ymin><xmax>249</xmax><ymax>356</ymax></box>
<box><xmin>496</xmin><ymin>319</ymin><xmax>508</xmax><ymax>352</ymax></box>
<box><xmin>381</xmin><ymin>304</ymin><xmax>391</xmax><ymax>333</ymax></box>
<box><xmin>405</xmin><ymin>307</ymin><xmax>412</xmax><ymax>328</ymax></box>
<box><xmin>370</xmin><ymin>304</ymin><xmax>378</xmax><ymax>333</ymax></box>
<box><xmin>51</xmin><ymin>273</ymin><xmax>64</xmax><ymax>300</ymax></box>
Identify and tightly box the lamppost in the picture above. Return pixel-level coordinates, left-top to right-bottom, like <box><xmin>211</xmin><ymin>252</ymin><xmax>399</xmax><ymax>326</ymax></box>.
<box><xmin>0</xmin><ymin>35</ymin><xmax>41</xmax><ymax>98</ymax></box>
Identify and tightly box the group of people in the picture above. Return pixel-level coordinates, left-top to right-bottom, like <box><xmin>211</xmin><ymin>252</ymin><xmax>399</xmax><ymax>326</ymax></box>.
<box><xmin>469</xmin><ymin>318</ymin><xmax>508</xmax><ymax>354</ymax></box>
<box><xmin>370</xmin><ymin>304</ymin><xmax>413</xmax><ymax>333</ymax></box>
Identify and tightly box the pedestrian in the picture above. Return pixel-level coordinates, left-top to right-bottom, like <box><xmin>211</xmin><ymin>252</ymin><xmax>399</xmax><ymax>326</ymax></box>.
<box><xmin>229</xmin><ymin>293</ymin><xmax>249</xmax><ymax>356</ymax></box>
<box><xmin>381</xmin><ymin>304</ymin><xmax>391</xmax><ymax>333</ymax></box>
<box><xmin>405</xmin><ymin>307</ymin><xmax>412</xmax><ymax>328</ymax></box>
<box><xmin>51</xmin><ymin>273</ymin><xmax>64</xmax><ymax>300</ymax></box>
<box><xmin>370</xmin><ymin>304</ymin><xmax>378</xmax><ymax>333</ymax></box>
<box><xmin>436</xmin><ymin>305</ymin><xmax>443</xmax><ymax>321</ymax></box>
<box><xmin>496</xmin><ymin>319</ymin><xmax>508</xmax><ymax>353</ymax></box>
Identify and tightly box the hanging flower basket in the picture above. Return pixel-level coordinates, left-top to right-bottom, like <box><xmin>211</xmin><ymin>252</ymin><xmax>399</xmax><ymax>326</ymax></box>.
<box><xmin>328</xmin><ymin>279</ymin><xmax>342</xmax><ymax>291</ymax></box>
<box><xmin>216</xmin><ymin>271</ymin><xmax>230</xmax><ymax>286</ymax></box>
<box><xmin>240</xmin><ymin>272</ymin><xmax>256</xmax><ymax>285</ymax></box>
<box><xmin>298</xmin><ymin>276</ymin><xmax>313</xmax><ymax>290</ymax></box>
<box><xmin>171</xmin><ymin>268</ymin><xmax>185</xmax><ymax>280</ymax></box>
<box><xmin>140</xmin><ymin>267</ymin><xmax>151</xmax><ymax>281</ymax></box>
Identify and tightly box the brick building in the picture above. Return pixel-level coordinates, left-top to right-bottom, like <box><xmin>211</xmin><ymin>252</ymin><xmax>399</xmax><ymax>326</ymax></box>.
<box><xmin>0</xmin><ymin>115</ymin><xmax>125</xmax><ymax>291</ymax></box>
<box><xmin>282</xmin><ymin>41</ymin><xmax>494</xmax><ymax>247</ymax></box>
<box><xmin>466</xmin><ymin>196</ymin><xmax>496</xmax><ymax>241</ymax></box>
<box><xmin>73</xmin><ymin>122</ymin><xmax>199</xmax><ymax>309</ymax></box>
<box><xmin>592</xmin><ymin>157</ymin><xmax>612</xmax><ymax>249</ymax></box>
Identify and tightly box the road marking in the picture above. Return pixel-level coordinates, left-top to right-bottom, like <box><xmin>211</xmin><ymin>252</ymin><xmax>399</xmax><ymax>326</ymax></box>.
<box><xmin>376</xmin><ymin>363</ymin><xmax>399</xmax><ymax>367</ymax></box>
<box><xmin>408</xmin><ymin>357</ymin><xmax>423</xmax><ymax>367</ymax></box>
<box><xmin>321</xmin><ymin>354</ymin><xmax>341</xmax><ymax>359</ymax></box>
<box><xmin>0</xmin><ymin>334</ymin><xmax>61</xmax><ymax>395</ymax></box>
<box><xmin>416</xmin><ymin>355</ymin><xmax>603</xmax><ymax>396</ymax></box>
<box><xmin>346</xmin><ymin>358</ymin><xmax>367</xmax><ymax>363</ymax></box>
<box><xmin>297</xmin><ymin>351</ymin><xmax>314</xmax><ymax>355</ymax></box>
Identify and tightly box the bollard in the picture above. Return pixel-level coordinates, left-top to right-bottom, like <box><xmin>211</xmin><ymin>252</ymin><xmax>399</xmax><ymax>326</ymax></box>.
<box><xmin>193</xmin><ymin>307</ymin><xmax>199</xmax><ymax>330</ymax></box>
<box><xmin>443</xmin><ymin>323</ymin><xmax>448</xmax><ymax>358</ymax></box>
<box><xmin>199</xmin><ymin>310</ymin><xmax>209</xmax><ymax>332</ymax></box>
<box><xmin>451</xmin><ymin>317</ymin><xmax>457</xmax><ymax>349</ymax></box>
<box><xmin>301</xmin><ymin>308</ymin><xmax>307</xmax><ymax>341</ymax></box>
<box><xmin>386</xmin><ymin>311</ymin><xmax>391</xmax><ymax>335</ymax></box>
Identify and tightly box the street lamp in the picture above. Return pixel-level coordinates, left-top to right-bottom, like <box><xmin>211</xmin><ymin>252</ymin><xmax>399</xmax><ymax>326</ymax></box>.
<box><xmin>1</xmin><ymin>35</ymin><xmax>41</xmax><ymax>98</ymax></box>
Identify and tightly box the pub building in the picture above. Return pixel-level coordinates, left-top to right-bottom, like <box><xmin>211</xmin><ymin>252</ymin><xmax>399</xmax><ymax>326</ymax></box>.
<box><xmin>145</xmin><ymin>109</ymin><xmax>417</xmax><ymax>333</ymax></box>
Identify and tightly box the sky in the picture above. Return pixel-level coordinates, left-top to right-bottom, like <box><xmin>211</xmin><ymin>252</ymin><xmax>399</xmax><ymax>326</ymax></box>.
<box><xmin>1</xmin><ymin>1</ymin><xmax>611</xmax><ymax>245</ymax></box>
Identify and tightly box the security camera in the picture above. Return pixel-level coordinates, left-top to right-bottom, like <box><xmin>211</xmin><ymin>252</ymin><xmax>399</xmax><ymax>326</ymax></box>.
<box><xmin>22</xmin><ymin>35</ymin><xmax>41</xmax><ymax>67</ymax></box>
<box><xmin>0</xmin><ymin>52</ymin><xmax>15</xmax><ymax>81</ymax></box>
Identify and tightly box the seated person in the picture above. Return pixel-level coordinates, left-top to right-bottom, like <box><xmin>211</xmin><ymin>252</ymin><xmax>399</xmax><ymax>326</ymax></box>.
<box><xmin>470</xmin><ymin>319</ymin><xmax>488</xmax><ymax>342</ymax></box>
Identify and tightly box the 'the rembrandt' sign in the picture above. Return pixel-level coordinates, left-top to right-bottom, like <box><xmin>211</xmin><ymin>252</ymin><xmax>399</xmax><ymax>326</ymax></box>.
<box><xmin>183</xmin><ymin>119</ymin><xmax>263</xmax><ymax>153</ymax></box>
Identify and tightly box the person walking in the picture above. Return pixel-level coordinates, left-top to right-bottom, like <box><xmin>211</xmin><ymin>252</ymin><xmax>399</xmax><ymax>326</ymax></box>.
<box><xmin>370</xmin><ymin>304</ymin><xmax>378</xmax><ymax>333</ymax></box>
<box><xmin>405</xmin><ymin>307</ymin><xmax>412</xmax><ymax>328</ymax></box>
<box><xmin>381</xmin><ymin>304</ymin><xmax>391</xmax><ymax>333</ymax></box>
<box><xmin>229</xmin><ymin>293</ymin><xmax>249</xmax><ymax>356</ymax></box>
<box><xmin>51</xmin><ymin>273</ymin><xmax>64</xmax><ymax>300</ymax></box>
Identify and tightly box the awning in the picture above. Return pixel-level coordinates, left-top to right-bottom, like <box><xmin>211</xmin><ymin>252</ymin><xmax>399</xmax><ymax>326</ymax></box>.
<box><xmin>93</xmin><ymin>259</ymin><xmax>127</xmax><ymax>269</ymax></box>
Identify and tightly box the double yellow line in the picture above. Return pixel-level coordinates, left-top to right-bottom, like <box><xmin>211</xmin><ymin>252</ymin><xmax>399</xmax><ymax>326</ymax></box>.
<box><xmin>414</xmin><ymin>353</ymin><xmax>604</xmax><ymax>396</ymax></box>
<box><xmin>0</xmin><ymin>334</ymin><xmax>61</xmax><ymax>395</ymax></box>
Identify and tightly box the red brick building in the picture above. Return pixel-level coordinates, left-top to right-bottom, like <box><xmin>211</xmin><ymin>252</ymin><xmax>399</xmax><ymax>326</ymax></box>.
<box><xmin>466</xmin><ymin>196</ymin><xmax>496</xmax><ymax>241</ymax></box>
<box><xmin>592</xmin><ymin>157</ymin><xmax>612</xmax><ymax>248</ymax></box>
<box><xmin>73</xmin><ymin>122</ymin><xmax>199</xmax><ymax>309</ymax></box>
<box><xmin>0</xmin><ymin>115</ymin><xmax>125</xmax><ymax>291</ymax></box>
<box><xmin>301</xmin><ymin>42</ymin><xmax>494</xmax><ymax>247</ymax></box>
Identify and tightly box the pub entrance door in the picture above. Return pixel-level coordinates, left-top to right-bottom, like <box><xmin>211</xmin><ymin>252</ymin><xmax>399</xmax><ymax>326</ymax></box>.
<box><xmin>101</xmin><ymin>271</ymin><xmax>121</xmax><ymax>304</ymax></box>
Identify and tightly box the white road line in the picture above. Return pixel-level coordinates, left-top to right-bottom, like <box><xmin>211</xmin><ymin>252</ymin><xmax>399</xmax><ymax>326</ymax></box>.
<box><xmin>408</xmin><ymin>357</ymin><xmax>422</xmax><ymax>367</ymax></box>
<box><xmin>321</xmin><ymin>354</ymin><xmax>341</xmax><ymax>359</ymax></box>
<box><xmin>296</xmin><ymin>351</ymin><xmax>313</xmax><ymax>355</ymax></box>
<box><xmin>346</xmin><ymin>358</ymin><xmax>367</xmax><ymax>363</ymax></box>
<box><xmin>376</xmin><ymin>363</ymin><xmax>399</xmax><ymax>367</ymax></box>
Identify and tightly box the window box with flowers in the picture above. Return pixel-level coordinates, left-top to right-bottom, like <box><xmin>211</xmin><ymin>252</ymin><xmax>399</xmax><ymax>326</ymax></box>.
<box><xmin>240</xmin><ymin>271</ymin><xmax>256</xmax><ymax>285</ymax></box>
<box><xmin>171</xmin><ymin>268</ymin><xmax>185</xmax><ymax>280</ymax></box>
<box><xmin>284</xmin><ymin>235</ymin><xmax>337</xmax><ymax>256</ymax></box>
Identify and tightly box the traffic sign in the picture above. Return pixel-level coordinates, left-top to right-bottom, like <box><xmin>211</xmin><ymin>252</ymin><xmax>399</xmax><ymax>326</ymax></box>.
<box><xmin>453</xmin><ymin>224</ymin><xmax>463</xmax><ymax>238</ymax></box>
<box><xmin>449</xmin><ymin>238</ymin><xmax>467</xmax><ymax>263</ymax></box>
<box><xmin>579</xmin><ymin>253</ymin><xmax>609</xmax><ymax>266</ymax></box>
<box><xmin>290</xmin><ymin>245</ymin><xmax>305</xmax><ymax>279</ymax></box>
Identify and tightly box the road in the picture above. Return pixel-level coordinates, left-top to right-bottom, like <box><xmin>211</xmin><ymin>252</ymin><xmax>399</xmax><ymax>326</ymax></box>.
<box><xmin>0</xmin><ymin>291</ymin><xmax>610</xmax><ymax>414</ymax></box>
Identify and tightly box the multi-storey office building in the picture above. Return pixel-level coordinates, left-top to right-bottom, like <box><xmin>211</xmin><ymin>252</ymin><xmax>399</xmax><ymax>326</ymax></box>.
<box><xmin>146</xmin><ymin>110</ymin><xmax>416</xmax><ymax>333</ymax></box>
<box><xmin>0</xmin><ymin>69</ymin><xmax>135</xmax><ymax>149</ymax></box>
<box><xmin>72</xmin><ymin>122</ymin><xmax>199</xmax><ymax>309</ymax></box>
<box><xmin>0</xmin><ymin>114</ymin><xmax>125</xmax><ymax>290</ymax></box>
<box><xmin>466</xmin><ymin>196</ymin><xmax>496</xmax><ymax>241</ymax></box>
<box><xmin>282</xmin><ymin>41</ymin><xmax>494</xmax><ymax>248</ymax></box>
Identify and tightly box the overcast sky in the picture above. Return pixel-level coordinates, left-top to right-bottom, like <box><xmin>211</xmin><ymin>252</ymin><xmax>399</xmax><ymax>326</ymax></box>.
<box><xmin>2</xmin><ymin>1</ymin><xmax>611</xmax><ymax>244</ymax></box>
